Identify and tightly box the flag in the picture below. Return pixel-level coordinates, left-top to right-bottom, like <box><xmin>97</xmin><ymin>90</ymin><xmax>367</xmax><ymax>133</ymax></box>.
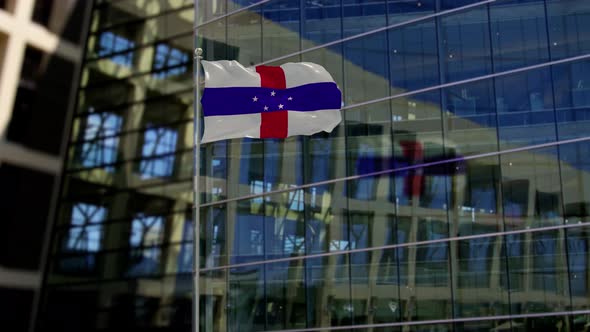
<box><xmin>200</xmin><ymin>60</ymin><xmax>342</xmax><ymax>143</ymax></box>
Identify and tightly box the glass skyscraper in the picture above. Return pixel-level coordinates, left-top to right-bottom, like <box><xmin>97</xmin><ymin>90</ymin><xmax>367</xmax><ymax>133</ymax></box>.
<box><xmin>38</xmin><ymin>0</ymin><xmax>590</xmax><ymax>331</ymax></box>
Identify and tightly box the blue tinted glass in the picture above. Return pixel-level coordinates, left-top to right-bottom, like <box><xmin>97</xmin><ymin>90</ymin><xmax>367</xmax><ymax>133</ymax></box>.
<box><xmin>442</xmin><ymin>79</ymin><xmax>498</xmax><ymax>155</ymax></box>
<box><xmin>127</xmin><ymin>214</ymin><xmax>164</xmax><ymax>276</ymax></box>
<box><xmin>67</xmin><ymin>203</ymin><xmax>106</xmax><ymax>252</ymax></box>
<box><xmin>152</xmin><ymin>44</ymin><xmax>189</xmax><ymax>79</ymax></box>
<box><xmin>553</xmin><ymin>59</ymin><xmax>590</xmax><ymax>140</ymax></box>
<box><xmin>490</xmin><ymin>0</ymin><xmax>549</xmax><ymax>72</ymax></box>
<box><xmin>495</xmin><ymin>68</ymin><xmax>556</xmax><ymax>148</ymax></box>
<box><xmin>139</xmin><ymin>126</ymin><xmax>178</xmax><ymax>178</ymax></box>
<box><xmin>440</xmin><ymin>6</ymin><xmax>492</xmax><ymax>82</ymax></box>
<box><xmin>262</xmin><ymin>0</ymin><xmax>301</xmax><ymax>61</ymax></box>
<box><xmin>547</xmin><ymin>0</ymin><xmax>590</xmax><ymax>60</ymax></box>
<box><xmin>389</xmin><ymin>19</ymin><xmax>439</xmax><ymax>92</ymax></box>
<box><xmin>302</xmin><ymin>0</ymin><xmax>342</xmax><ymax>45</ymax></box>
<box><xmin>98</xmin><ymin>31</ymin><xmax>135</xmax><ymax>66</ymax></box>
<box><xmin>342</xmin><ymin>0</ymin><xmax>387</xmax><ymax>37</ymax></box>
<box><xmin>80</xmin><ymin>112</ymin><xmax>122</xmax><ymax>169</ymax></box>
<box><xmin>344</xmin><ymin>31</ymin><xmax>389</xmax><ymax>105</ymax></box>
<box><xmin>387</xmin><ymin>0</ymin><xmax>435</xmax><ymax>25</ymax></box>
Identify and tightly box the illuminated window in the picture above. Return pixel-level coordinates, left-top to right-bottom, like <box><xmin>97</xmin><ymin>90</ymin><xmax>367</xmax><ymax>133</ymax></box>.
<box><xmin>66</xmin><ymin>203</ymin><xmax>106</xmax><ymax>252</ymax></box>
<box><xmin>127</xmin><ymin>214</ymin><xmax>164</xmax><ymax>276</ymax></box>
<box><xmin>98</xmin><ymin>31</ymin><xmax>135</xmax><ymax>66</ymax></box>
<box><xmin>152</xmin><ymin>44</ymin><xmax>189</xmax><ymax>79</ymax></box>
<box><xmin>80</xmin><ymin>111</ymin><xmax>122</xmax><ymax>169</ymax></box>
<box><xmin>139</xmin><ymin>126</ymin><xmax>178</xmax><ymax>178</ymax></box>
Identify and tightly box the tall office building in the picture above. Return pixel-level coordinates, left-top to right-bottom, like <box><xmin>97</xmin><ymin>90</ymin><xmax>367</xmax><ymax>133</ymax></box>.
<box><xmin>37</xmin><ymin>0</ymin><xmax>590</xmax><ymax>331</ymax></box>
<box><xmin>0</xmin><ymin>1</ymin><xmax>91</xmax><ymax>331</ymax></box>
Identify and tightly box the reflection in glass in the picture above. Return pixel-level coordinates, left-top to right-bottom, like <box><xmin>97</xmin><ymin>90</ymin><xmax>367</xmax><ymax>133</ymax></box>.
<box><xmin>139</xmin><ymin>126</ymin><xmax>178</xmax><ymax>178</ymax></box>
<box><xmin>78</xmin><ymin>112</ymin><xmax>122</xmax><ymax>169</ymax></box>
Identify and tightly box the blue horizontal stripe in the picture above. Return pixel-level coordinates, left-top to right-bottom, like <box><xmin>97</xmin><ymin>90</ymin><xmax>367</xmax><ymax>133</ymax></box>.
<box><xmin>201</xmin><ymin>82</ymin><xmax>342</xmax><ymax>117</ymax></box>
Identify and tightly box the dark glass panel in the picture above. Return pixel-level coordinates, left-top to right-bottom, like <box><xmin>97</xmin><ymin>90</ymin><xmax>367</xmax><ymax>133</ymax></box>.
<box><xmin>344</xmin><ymin>30</ymin><xmax>390</xmax><ymax>105</ymax></box>
<box><xmin>302</xmin><ymin>0</ymin><xmax>342</xmax><ymax>46</ymax></box>
<box><xmin>342</xmin><ymin>0</ymin><xmax>387</xmax><ymax>37</ymax></box>
<box><xmin>346</xmin><ymin>101</ymin><xmax>392</xmax><ymax>202</ymax></box>
<box><xmin>553</xmin><ymin>59</ymin><xmax>590</xmax><ymax>140</ymax></box>
<box><xmin>442</xmin><ymin>79</ymin><xmax>498</xmax><ymax>156</ymax></box>
<box><xmin>504</xmin><ymin>230</ymin><xmax>570</xmax><ymax>315</ymax></box>
<box><xmin>501</xmin><ymin>147</ymin><xmax>563</xmax><ymax>230</ymax></box>
<box><xmin>262</xmin><ymin>0</ymin><xmax>301</xmax><ymax>62</ymax></box>
<box><xmin>547</xmin><ymin>0</ymin><xmax>590</xmax><ymax>60</ymax></box>
<box><xmin>387</xmin><ymin>0</ymin><xmax>435</xmax><ymax>25</ymax></box>
<box><xmin>495</xmin><ymin>68</ymin><xmax>556</xmax><ymax>149</ymax></box>
<box><xmin>439</xmin><ymin>6</ymin><xmax>492</xmax><ymax>82</ymax></box>
<box><xmin>559</xmin><ymin>141</ymin><xmax>590</xmax><ymax>224</ymax></box>
<box><xmin>305</xmin><ymin>255</ymin><xmax>353</xmax><ymax>328</ymax></box>
<box><xmin>265</xmin><ymin>261</ymin><xmax>307</xmax><ymax>330</ymax></box>
<box><xmin>389</xmin><ymin>19</ymin><xmax>439</xmax><ymax>93</ymax></box>
<box><xmin>490</xmin><ymin>0</ymin><xmax>549</xmax><ymax>72</ymax></box>
<box><xmin>454</xmin><ymin>234</ymin><xmax>510</xmax><ymax>318</ymax></box>
<box><xmin>566</xmin><ymin>226</ymin><xmax>590</xmax><ymax>310</ymax></box>
<box><xmin>227</xmin><ymin>6</ymin><xmax>262</xmax><ymax>65</ymax></box>
<box><xmin>398</xmin><ymin>228</ymin><xmax>452</xmax><ymax>321</ymax></box>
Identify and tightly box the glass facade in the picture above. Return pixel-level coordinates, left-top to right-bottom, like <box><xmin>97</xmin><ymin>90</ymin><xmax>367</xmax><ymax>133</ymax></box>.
<box><xmin>38</xmin><ymin>0</ymin><xmax>590</xmax><ymax>331</ymax></box>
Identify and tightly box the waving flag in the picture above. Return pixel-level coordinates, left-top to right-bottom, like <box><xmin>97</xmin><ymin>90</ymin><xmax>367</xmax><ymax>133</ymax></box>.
<box><xmin>200</xmin><ymin>60</ymin><xmax>342</xmax><ymax>143</ymax></box>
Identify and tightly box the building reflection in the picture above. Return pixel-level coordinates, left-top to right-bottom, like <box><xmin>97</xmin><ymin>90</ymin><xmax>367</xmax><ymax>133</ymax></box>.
<box><xmin>38</xmin><ymin>0</ymin><xmax>590</xmax><ymax>332</ymax></box>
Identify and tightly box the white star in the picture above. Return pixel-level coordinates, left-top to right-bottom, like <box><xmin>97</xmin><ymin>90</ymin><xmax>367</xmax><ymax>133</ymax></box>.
<box><xmin>278</xmin><ymin>104</ymin><xmax>284</xmax><ymax>109</ymax></box>
<box><xmin>288</xmin><ymin>96</ymin><xmax>293</xmax><ymax>101</ymax></box>
<box><xmin>270</xmin><ymin>91</ymin><xmax>276</xmax><ymax>96</ymax></box>
<box><xmin>264</xmin><ymin>105</ymin><xmax>269</xmax><ymax>111</ymax></box>
<box><xmin>252</xmin><ymin>96</ymin><xmax>258</xmax><ymax>102</ymax></box>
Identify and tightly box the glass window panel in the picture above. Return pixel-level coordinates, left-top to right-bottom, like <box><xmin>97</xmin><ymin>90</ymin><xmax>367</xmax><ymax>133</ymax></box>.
<box><xmin>265</xmin><ymin>261</ymin><xmax>307</xmax><ymax>330</ymax></box>
<box><xmin>76</xmin><ymin>112</ymin><xmax>122</xmax><ymax>170</ymax></box>
<box><xmin>198</xmin><ymin>20</ymin><xmax>229</xmax><ymax>61</ymax></box>
<box><xmin>139</xmin><ymin>126</ymin><xmax>179</xmax><ymax>179</ymax></box>
<box><xmin>346</xmin><ymin>101</ymin><xmax>392</xmax><ymax>202</ymax></box>
<box><xmin>389</xmin><ymin>19</ymin><xmax>439</xmax><ymax>93</ymax></box>
<box><xmin>547</xmin><ymin>0</ymin><xmax>590</xmax><ymax>60</ymax></box>
<box><xmin>559</xmin><ymin>141</ymin><xmax>590</xmax><ymax>224</ymax></box>
<box><xmin>342</xmin><ymin>0</ymin><xmax>387</xmax><ymax>37</ymax></box>
<box><xmin>504</xmin><ymin>230</ymin><xmax>570</xmax><ymax>315</ymax></box>
<box><xmin>227</xmin><ymin>265</ymin><xmax>265</xmax><ymax>331</ymax></box>
<box><xmin>401</xmin><ymin>241</ymin><xmax>452</xmax><ymax>321</ymax></box>
<box><xmin>227</xmin><ymin>7</ymin><xmax>262</xmax><ymax>65</ymax></box>
<box><xmin>566</xmin><ymin>227</ymin><xmax>590</xmax><ymax>310</ymax></box>
<box><xmin>439</xmin><ymin>6</ymin><xmax>492</xmax><ymax>82</ymax></box>
<box><xmin>305</xmin><ymin>255</ymin><xmax>352</xmax><ymax>328</ymax></box>
<box><xmin>201</xmin><ymin>270</ymin><xmax>227</xmax><ymax>332</ymax></box>
<box><xmin>262</xmin><ymin>0</ymin><xmax>301</xmax><ymax>62</ymax></box>
<box><xmin>490</xmin><ymin>0</ymin><xmax>550</xmax><ymax>72</ymax></box>
<box><xmin>344</xmin><ymin>31</ymin><xmax>390</xmax><ymax>105</ymax></box>
<box><xmin>350</xmin><ymin>248</ymin><xmax>401</xmax><ymax>326</ymax></box>
<box><xmin>454</xmin><ymin>234</ymin><xmax>510</xmax><ymax>319</ymax></box>
<box><xmin>60</xmin><ymin>203</ymin><xmax>107</xmax><ymax>273</ymax></box>
<box><xmin>302</xmin><ymin>0</ymin><xmax>342</xmax><ymax>46</ymax></box>
<box><xmin>501</xmin><ymin>147</ymin><xmax>563</xmax><ymax>230</ymax></box>
<box><xmin>553</xmin><ymin>59</ymin><xmax>590</xmax><ymax>140</ymax></box>
<box><xmin>442</xmin><ymin>79</ymin><xmax>499</xmax><ymax>156</ymax></box>
<box><xmin>495</xmin><ymin>68</ymin><xmax>557</xmax><ymax>149</ymax></box>
<box><xmin>96</xmin><ymin>31</ymin><xmax>136</xmax><ymax>66</ymax></box>
<box><xmin>152</xmin><ymin>44</ymin><xmax>190</xmax><ymax>79</ymax></box>
<box><xmin>387</xmin><ymin>0</ymin><xmax>435</xmax><ymax>26</ymax></box>
<box><xmin>450</xmin><ymin>156</ymin><xmax>502</xmax><ymax>237</ymax></box>
<box><xmin>197</xmin><ymin>0</ymin><xmax>226</xmax><ymax>24</ymax></box>
<box><xmin>392</xmin><ymin>92</ymin><xmax>448</xmax><ymax>210</ymax></box>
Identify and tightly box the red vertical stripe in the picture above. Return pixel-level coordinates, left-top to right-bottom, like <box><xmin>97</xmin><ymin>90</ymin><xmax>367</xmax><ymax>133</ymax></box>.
<box><xmin>400</xmin><ymin>141</ymin><xmax>425</xmax><ymax>197</ymax></box>
<box><xmin>256</xmin><ymin>65</ymin><xmax>288</xmax><ymax>138</ymax></box>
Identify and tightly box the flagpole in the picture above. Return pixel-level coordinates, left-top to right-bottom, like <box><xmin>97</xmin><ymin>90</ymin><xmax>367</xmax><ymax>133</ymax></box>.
<box><xmin>193</xmin><ymin>46</ymin><xmax>203</xmax><ymax>332</ymax></box>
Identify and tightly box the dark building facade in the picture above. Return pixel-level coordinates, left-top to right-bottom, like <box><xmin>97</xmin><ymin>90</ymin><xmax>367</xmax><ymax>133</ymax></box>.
<box><xmin>37</xmin><ymin>0</ymin><xmax>590</xmax><ymax>331</ymax></box>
